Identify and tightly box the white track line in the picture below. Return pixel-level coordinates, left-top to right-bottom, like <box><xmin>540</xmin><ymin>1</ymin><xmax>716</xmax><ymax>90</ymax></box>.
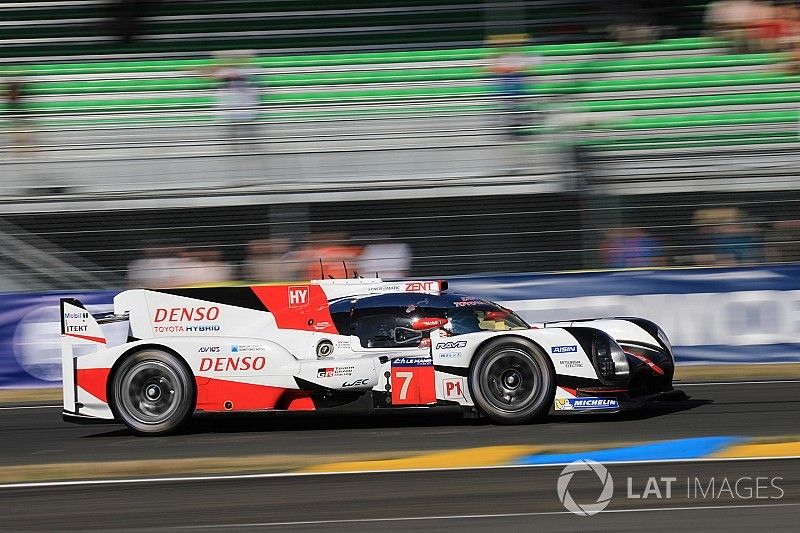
<box><xmin>681</xmin><ymin>379</ymin><xmax>800</xmax><ymax>387</ymax></box>
<box><xmin>1</xmin><ymin>454</ymin><xmax>798</xmax><ymax>491</ymax></box>
<box><xmin>0</xmin><ymin>404</ymin><xmax>61</xmax><ymax>411</ymax></box>
<box><xmin>176</xmin><ymin>503</ymin><xmax>800</xmax><ymax>529</ymax></box>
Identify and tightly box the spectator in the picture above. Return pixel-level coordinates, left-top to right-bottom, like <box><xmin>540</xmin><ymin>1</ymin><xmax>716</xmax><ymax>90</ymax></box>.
<box><xmin>4</xmin><ymin>75</ymin><xmax>35</xmax><ymax>155</ymax></box>
<box><xmin>486</xmin><ymin>34</ymin><xmax>539</xmax><ymax>139</ymax></box>
<box><xmin>295</xmin><ymin>232</ymin><xmax>363</xmax><ymax>280</ymax></box>
<box><xmin>109</xmin><ymin>0</ymin><xmax>149</xmax><ymax>44</ymax></box>
<box><xmin>127</xmin><ymin>243</ymin><xmax>191</xmax><ymax>288</ymax></box>
<box><xmin>202</xmin><ymin>50</ymin><xmax>262</xmax><ymax>151</ymax></box>
<box><xmin>244</xmin><ymin>238</ymin><xmax>294</xmax><ymax>282</ymax></box>
<box><xmin>693</xmin><ymin>208</ymin><xmax>763</xmax><ymax>265</ymax></box>
<box><xmin>600</xmin><ymin>227</ymin><xmax>665</xmax><ymax>269</ymax></box>
<box><xmin>765</xmin><ymin>220</ymin><xmax>800</xmax><ymax>262</ymax></box>
<box><xmin>356</xmin><ymin>237</ymin><xmax>412</xmax><ymax>278</ymax></box>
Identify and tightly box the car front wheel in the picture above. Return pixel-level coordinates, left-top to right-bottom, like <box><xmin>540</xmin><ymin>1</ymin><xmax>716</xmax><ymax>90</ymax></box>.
<box><xmin>469</xmin><ymin>338</ymin><xmax>555</xmax><ymax>424</ymax></box>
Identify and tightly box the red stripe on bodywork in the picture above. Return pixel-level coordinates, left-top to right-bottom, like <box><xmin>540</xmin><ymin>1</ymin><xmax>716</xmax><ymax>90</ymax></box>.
<box><xmin>251</xmin><ymin>285</ymin><xmax>337</xmax><ymax>334</ymax></box>
<box><xmin>559</xmin><ymin>387</ymin><xmax>578</xmax><ymax>397</ymax></box>
<box><xmin>625</xmin><ymin>351</ymin><xmax>665</xmax><ymax>375</ymax></box>
<box><xmin>76</xmin><ymin>368</ymin><xmax>111</xmax><ymax>402</ymax></box>
<box><xmin>195</xmin><ymin>377</ymin><xmax>287</xmax><ymax>412</ymax></box>
<box><xmin>65</xmin><ymin>333</ymin><xmax>106</xmax><ymax>344</ymax></box>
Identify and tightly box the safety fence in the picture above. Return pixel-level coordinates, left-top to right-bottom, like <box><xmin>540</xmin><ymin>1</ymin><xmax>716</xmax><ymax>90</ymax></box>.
<box><xmin>2</xmin><ymin>264</ymin><xmax>798</xmax><ymax>388</ymax></box>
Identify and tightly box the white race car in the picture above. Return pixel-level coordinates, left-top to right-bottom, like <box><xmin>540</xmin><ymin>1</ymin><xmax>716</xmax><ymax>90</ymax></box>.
<box><xmin>61</xmin><ymin>278</ymin><xmax>679</xmax><ymax>435</ymax></box>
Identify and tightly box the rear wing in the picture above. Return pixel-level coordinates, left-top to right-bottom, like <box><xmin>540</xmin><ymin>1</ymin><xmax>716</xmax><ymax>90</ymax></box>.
<box><xmin>60</xmin><ymin>298</ymin><xmax>127</xmax><ymax>413</ymax></box>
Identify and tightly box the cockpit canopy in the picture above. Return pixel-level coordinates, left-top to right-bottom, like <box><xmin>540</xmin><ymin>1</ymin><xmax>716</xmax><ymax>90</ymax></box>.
<box><xmin>329</xmin><ymin>292</ymin><xmax>529</xmax><ymax>349</ymax></box>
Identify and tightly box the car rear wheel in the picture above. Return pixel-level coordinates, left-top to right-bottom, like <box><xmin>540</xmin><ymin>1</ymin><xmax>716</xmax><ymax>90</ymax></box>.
<box><xmin>469</xmin><ymin>338</ymin><xmax>554</xmax><ymax>424</ymax></box>
<box><xmin>111</xmin><ymin>349</ymin><xmax>195</xmax><ymax>436</ymax></box>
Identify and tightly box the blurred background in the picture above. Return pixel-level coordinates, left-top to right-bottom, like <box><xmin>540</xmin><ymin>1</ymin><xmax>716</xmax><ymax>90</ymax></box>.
<box><xmin>1</xmin><ymin>0</ymin><xmax>800</xmax><ymax>290</ymax></box>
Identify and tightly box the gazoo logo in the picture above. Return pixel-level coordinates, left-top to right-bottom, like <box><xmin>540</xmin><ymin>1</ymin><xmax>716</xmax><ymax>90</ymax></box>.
<box><xmin>551</xmin><ymin>345</ymin><xmax>578</xmax><ymax>354</ymax></box>
<box><xmin>435</xmin><ymin>341</ymin><xmax>467</xmax><ymax>350</ymax></box>
<box><xmin>405</xmin><ymin>281</ymin><xmax>436</xmax><ymax>292</ymax></box>
<box><xmin>154</xmin><ymin>307</ymin><xmax>220</xmax><ymax>322</ymax></box>
<box><xmin>288</xmin><ymin>286</ymin><xmax>309</xmax><ymax>307</ymax></box>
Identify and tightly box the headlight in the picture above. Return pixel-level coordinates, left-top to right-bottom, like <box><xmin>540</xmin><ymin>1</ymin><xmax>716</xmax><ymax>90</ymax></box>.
<box><xmin>593</xmin><ymin>332</ymin><xmax>629</xmax><ymax>381</ymax></box>
<box><xmin>656</xmin><ymin>326</ymin><xmax>674</xmax><ymax>360</ymax></box>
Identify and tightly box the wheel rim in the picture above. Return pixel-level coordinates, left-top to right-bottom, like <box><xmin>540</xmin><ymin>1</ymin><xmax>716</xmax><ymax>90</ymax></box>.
<box><xmin>479</xmin><ymin>347</ymin><xmax>543</xmax><ymax>413</ymax></box>
<box><xmin>119</xmin><ymin>360</ymin><xmax>183</xmax><ymax>425</ymax></box>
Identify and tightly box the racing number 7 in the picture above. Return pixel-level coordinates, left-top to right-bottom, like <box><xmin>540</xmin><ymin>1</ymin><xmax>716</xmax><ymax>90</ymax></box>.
<box><xmin>395</xmin><ymin>371</ymin><xmax>414</xmax><ymax>400</ymax></box>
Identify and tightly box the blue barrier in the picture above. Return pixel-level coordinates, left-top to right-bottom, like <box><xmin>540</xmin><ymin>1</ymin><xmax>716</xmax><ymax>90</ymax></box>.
<box><xmin>2</xmin><ymin>265</ymin><xmax>799</xmax><ymax>388</ymax></box>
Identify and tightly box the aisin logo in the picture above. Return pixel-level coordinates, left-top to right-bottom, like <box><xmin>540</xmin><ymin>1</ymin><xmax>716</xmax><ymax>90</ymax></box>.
<box><xmin>557</xmin><ymin>459</ymin><xmax>614</xmax><ymax>516</ymax></box>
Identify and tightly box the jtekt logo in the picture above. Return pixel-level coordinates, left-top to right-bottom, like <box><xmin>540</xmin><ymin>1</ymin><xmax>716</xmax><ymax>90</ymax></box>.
<box><xmin>557</xmin><ymin>459</ymin><xmax>614</xmax><ymax>516</ymax></box>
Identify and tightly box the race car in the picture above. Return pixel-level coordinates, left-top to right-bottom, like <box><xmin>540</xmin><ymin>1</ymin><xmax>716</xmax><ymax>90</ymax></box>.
<box><xmin>60</xmin><ymin>278</ymin><xmax>678</xmax><ymax>435</ymax></box>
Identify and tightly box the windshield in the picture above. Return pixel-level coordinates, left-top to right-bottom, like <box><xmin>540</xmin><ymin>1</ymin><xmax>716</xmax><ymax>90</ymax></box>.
<box><xmin>444</xmin><ymin>299</ymin><xmax>529</xmax><ymax>335</ymax></box>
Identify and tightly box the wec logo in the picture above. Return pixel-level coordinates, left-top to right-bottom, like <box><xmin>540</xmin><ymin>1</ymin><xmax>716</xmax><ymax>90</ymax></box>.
<box><xmin>435</xmin><ymin>341</ymin><xmax>467</xmax><ymax>350</ymax></box>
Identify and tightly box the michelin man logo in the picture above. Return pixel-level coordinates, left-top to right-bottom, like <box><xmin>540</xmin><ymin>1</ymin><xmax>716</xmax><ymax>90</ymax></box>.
<box><xmin>557</xmin><ymin>459</ymin><xmax>614</xmax><ymax>516</ymax></box>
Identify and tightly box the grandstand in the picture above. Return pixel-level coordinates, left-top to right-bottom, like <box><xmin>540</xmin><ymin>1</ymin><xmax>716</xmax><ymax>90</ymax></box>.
<box><xmin>1</xmin><ymin>0</ymin><xmax>799</xmax><ymax>288</ymax></box>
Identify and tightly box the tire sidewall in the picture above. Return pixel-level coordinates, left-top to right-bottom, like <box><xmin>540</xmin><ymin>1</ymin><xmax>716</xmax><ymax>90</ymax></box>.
<box><xmin>468</xmin><ymin>337</ymin><xmax>555</xmax><ymax>424</ymax></box>
<box><xmin>111</xmin><ymin>349</ymin><xmax>195</xmax><ymax>436</ymax></box>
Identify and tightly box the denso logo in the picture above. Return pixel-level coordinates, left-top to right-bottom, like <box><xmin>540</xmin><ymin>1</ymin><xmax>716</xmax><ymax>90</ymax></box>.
<box><xmin>405</xmin><ymin>281</ymin><xmax>436</xmax><ymax>292</ymax></box>
<box><xmin>288</xmin><ymin>286</ymin><xmax>309</xmax><ymax>307</ymax></box>
<box><xmin>199</xmin><ymin>356</ymin><xmax>265</xmax><ymax>372</ymax></box>
<box><xmin>436</xmin><ymin>341</ymin><xmax>467</xmax><ymax>349</ymax></box>
<box><xmin>154</xmin><ymin>307</ymin><xmax>220</xmax><ymax>322</ymax></box>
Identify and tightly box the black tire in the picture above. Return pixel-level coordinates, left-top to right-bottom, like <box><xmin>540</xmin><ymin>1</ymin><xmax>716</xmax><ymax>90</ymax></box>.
<box><xmin>468</xmin><ymin>337</ymin><xmax>555</xmax><ymax>424</ymax></box>
<box><xmin>111</xmin><ymin>349</ymin><xmax>195</xmax><ymax>436</ymax></box>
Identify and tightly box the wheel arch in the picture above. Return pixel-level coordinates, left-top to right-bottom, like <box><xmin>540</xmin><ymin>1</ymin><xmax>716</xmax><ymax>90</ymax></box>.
<box><xmin>467</xmin><ymin>333</ymin><xmax>556</xmax><ymax>398</ymax></box>
<box><xmin>106</xmin><ymin>342</ymin><xmax>196</xmax><ymax>419</ymax></box>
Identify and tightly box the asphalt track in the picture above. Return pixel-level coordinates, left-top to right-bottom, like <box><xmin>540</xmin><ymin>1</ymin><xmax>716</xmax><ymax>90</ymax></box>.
<box><xmin>0</xmin><ymin>381</ymin><xmax>798</xmax><ymax>531</ymax></box>
<box><xmin>0</xmin><ymin>381</ymin><xmax>798</xmax><ymax>466</ymax></box>
<box><xmin>0</xmin><ymin>459</ymin><xmax>798</xmax><ymax>531</ymax></box>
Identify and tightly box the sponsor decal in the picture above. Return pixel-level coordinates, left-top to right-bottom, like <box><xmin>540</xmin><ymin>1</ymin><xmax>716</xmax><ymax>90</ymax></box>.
<box><xmin>317</xmin><ymin>366</ymin><xmax>354</xmax><ymax>378</ymax></box>
<box><xmin>438</xmin><ymin>352</ymin><xmax>461</xmax><ymax>359</ymax></box>
<box><xmin>154</xmin><ymin>324</ymin><xmax>221</xmax><ymax>333</ymax></box>
<box><xmin>552</xmin><ymin>345</ymin><xmax>578</xmax><ymax>354</ymax></box>
<box><xmin>435</xmin><ymin>341</ymin><xmax>467</xmax><ymax>350</ymax></box>
<box><xmin>392</xmin><ymin>356</ymin><xmax>433</xmax><ymax>367</ymax></box>
<box><xmin>342</xmin><ymin>379</ymin><xmax>369</xmax><ymax>388</ymax></box>
<box><xmin>562</xmin><ymin>360</ymin><xmax>584</xmax><ymax>368</ymax></box>
<box><xmin>453</xmin><ymin>300</ymin><xmax>484</xmax><ymax>307</ymax></box>
<box><xmin>335</xmin><ymin>340</ymin><xmax>351</xmax><ymax>348</ymax></box>
<box><xmin>412</xmin><ymin>317</ymin><xmax>448</xmax><ymax>330</ymax></box>
<box><xmin>199</xmin><ymin>356</ymin><xmax>266</xmax><ymax>372</ymax></box>
<box><xmin>313</xmin><ymin>321</ymin><xmax>332</xmax><ymax>331</ymax></box>
<box><xmin>154</xmin><ymin>307</ymin><xmax>220</xmax><ymax>322</ymax></box>
<box><xmin>199</xmin><ymin>346</ymin><xmax>221</xmax><ymax>353</ymax></box>
<box><xmin>288</xmin><ymin>286</ymin><xmax>309</xmax><ymax>307</ymax></box>
<box><xmin>64</xmin><ymin>325</ymin><xmax>88</xmax><ymax>332</ymax></box>
<box><xmin>442</xmin><ymin>378</ymin><xmax>465</xmax><ymax>400</ymax></box>
<box><xmin>405</xmin><ymin>281</ymin><xmax>437</xmax><ymax>292</ymax></box>
<box><xmin>231</xmin><ymin>344</ymin><xmax>267</xmax><ymax>353</ymax></box>
<box><xmin>554</xmin><ymin>397</ymin><xmax>619</xmax><ymax>411</ymax></box>
<box><xmin>63</xmin><ymin>312</ymin><xmax>89</xmax><ymax>319</ymax></box>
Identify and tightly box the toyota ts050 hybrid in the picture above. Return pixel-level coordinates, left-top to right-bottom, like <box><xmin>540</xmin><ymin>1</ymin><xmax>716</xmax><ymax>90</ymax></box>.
<box><xmin>60</xmin><ymin>278</ymin><xmax>679</xmax><ymax>435</ymax></box>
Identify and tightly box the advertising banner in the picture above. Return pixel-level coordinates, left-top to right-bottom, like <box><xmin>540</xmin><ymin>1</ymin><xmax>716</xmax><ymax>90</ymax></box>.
<box><xmin>1</xmin><ymin>265</ymin><xmax>799</xmax><ymax>388</ymax></box>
